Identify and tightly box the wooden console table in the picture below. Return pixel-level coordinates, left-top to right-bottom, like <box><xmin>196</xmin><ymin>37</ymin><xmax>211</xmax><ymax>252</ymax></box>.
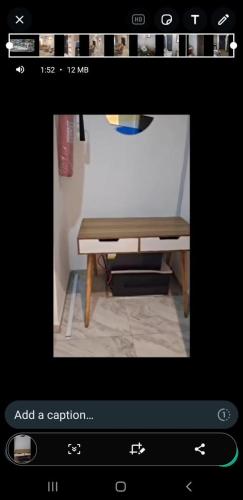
<box><xmin>77</xmin><ymin>217</ymin><xmax>190</xmax><ymax>327</ymax></box>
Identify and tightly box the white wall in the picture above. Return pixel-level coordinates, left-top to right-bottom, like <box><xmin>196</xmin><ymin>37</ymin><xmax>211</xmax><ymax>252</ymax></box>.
<box><xmin>63</xmin><ymin>134</ymin><xmax>87</xmax><ymax>272</ymax></box>
<box><xmin>53</xmin><ymin>119</ymin><xmax>71</xmax><ymax>328</ymax></box>
<box><xmin>53</xmin><ymin>116</ymin><xmax>88</xmax><ymax>327</ymax></box>
<box><xmin>68</xmin><ymin>115</ymin><xmax>190</xmax><ymax>270</ymax></box>
<box><xmin>14</xmin><ymin>435</ymin><xmax>31</xmax><ymax>450</ymax></box>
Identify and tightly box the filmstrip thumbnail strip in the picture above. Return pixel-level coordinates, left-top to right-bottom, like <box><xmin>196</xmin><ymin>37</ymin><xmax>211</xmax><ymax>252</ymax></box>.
<box><xmin>8</xmin><ymin>33</ymin><xmax>236</xmax><ymax>58</ymax></box>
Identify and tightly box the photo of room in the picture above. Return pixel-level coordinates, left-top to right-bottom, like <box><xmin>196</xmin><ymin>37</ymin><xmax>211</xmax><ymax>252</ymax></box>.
<box><xmin>114</xmin><ymin>35</ymin><xmax>129</xmax><ymax>56</ymax></box>
<box><xmin>54</xmin><ymin>115</ymin><xmax>190</xmax><ymax>358</ymax></box>
<box><xmin>64</xmin><ymin>35</ymin><xmax>80</xmax><ymax>56</ymax></box>
<box><xmin>137</xmin><ymin>35</ymin><xmax>156</xmax><ymax>56</ymax></box>
<box><xmin>213</xmin><ymin>35</ymin><xmax>231</xmax><ymax>56</ymax></box>
<box><xmin>13</xmin><ymin>435</ymin><xmax>32</xmax><ymax>464</ymax></box>
<box><xmin>89</xmin><ymin>35</ymin><xmax>105</xmax><ymax>56</ymax></box>
<box><xmin>187</xmin><ymin>35</ymin><xmax>204</xmax><ymax>56</ymax></box>
<box><xmin>39</xmin><ymin>35</ymin><xmax>55</xmax><ymax>56</ymax></box>
<box><xmin>164</xmin><ymin>35</ymin><xmax>180</xmax><ymax>57</ymax></box>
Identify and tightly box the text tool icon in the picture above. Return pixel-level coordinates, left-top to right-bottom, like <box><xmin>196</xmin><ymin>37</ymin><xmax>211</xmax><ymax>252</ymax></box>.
<box><xmin>190</xmin><ymin>14</ymin><xmax>200</xmax><ymax>25</ymax></box>
<box><xmin>194</xmin><ymin>443</ymin><xmax>206</xmax><ymax>455</ymax></box>
<box><xmin>161</xmin><ymin>14</ymin><xmax>173</xmax><ymax>26</ymax></box>
<box><xmin>129</xmin><ymin>442</ymin><xmax>146</xmax><ymax>455</ymax></box>
<box><xmin>218</xmin><ymin>14</ymin><xmax>229</xmax><ymax>26</ymax></box>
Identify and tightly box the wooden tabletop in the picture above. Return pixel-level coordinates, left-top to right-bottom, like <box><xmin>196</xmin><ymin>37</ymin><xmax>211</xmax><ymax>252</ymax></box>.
<box><xmin>78</xmin><ymin>217</ymin><xmax>190</xmax><ymax>239</ymax></box>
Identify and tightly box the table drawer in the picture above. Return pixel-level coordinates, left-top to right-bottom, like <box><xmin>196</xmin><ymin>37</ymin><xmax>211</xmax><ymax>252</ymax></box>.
<box><xmin>78</xmin><ymin>238</ymin><xmax>138</xmax><ymax>254</ymax></box>
<box><xmin>140</xmin><ymin>236</ymin><xmax>190</xmax><ymax>252</ymax></box>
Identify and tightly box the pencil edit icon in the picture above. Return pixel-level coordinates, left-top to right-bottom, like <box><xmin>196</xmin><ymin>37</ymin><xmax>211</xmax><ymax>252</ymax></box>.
<box><xmin>218</xmin><ymin>14</ymin><xmax>229</xmax><ymax>26</ymax></box>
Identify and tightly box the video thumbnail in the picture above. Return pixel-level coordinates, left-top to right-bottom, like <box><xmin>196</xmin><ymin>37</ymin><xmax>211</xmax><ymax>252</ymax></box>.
<box><xmin>187</xmin><ymin>35</ymin><xmax>204</xmax><ymax>56</ymax></box>
<box><xmin>164</xmin><ymin>35</ymin><xmax>180</xmax><ymax>57</ymax></box>
<box><xmin>213</xmin><ymin>35</ymin><xmax>231</xmax><ymax>56</ymax></box>
<box><xmin>137</xmin><ymin>35</ymin><xmax>156</xmax><ymax>56</ymax></box>
<box><xmin>114</xmin><ymin>35</ymin><xmax>129</xmax><ymax>56</ymax></box>
<box><xmin>10</xmin><ymin>38</ymin><xmax>35</xmax><ymax>53</ymax></box>
<box><xmin>64</xmin><ymin>35</ymin><xmax>80</xmax><ymax>57</ymax></box>
<box><xmin>89</xmin><ymin>35</ymin><xmax>105</xmax><ymax>56</ymax></box>
<box><xmin>39</xmin><ymin>34</ymin><xmax>55</xmax><ymax>57</ymax></box>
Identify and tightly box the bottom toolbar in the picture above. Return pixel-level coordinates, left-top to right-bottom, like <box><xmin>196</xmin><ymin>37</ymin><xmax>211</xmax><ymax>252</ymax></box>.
<box><xmin>6</xmin><ymin>432</ymin><xmax>238</xmax><ymax>467</ymax></box>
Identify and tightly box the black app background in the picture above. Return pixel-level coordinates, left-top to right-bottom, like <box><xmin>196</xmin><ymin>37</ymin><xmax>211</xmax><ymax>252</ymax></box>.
<box><xmin>1</xmin><ymin>1</ymin><xmax>241</xmax><ymax>496</ymax></box>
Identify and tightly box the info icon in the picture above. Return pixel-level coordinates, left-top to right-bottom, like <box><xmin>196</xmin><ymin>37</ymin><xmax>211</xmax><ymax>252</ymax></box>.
<box><xmin>154</xmin><ymin>8</ymin><xmax>179</xmax><ymax>32</ymax></box>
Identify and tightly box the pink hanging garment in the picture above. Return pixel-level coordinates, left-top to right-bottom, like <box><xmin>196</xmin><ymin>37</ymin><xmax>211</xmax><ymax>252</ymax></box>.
<box><xmin>57</xmin><ymin>115</ymin><xmax>74</xmax><ymax>177</ymax></box>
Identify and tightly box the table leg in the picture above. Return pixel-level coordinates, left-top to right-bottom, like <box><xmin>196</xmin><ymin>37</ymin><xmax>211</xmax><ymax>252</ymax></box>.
<box><xmin>180</xmin><ymin>250</ymin><xmax>189</xmax><ymax>317</ymax></box>
<box><xmin>94</xmin><ymin>255</ymin><xmax>98</xmax><ymax>276</ymax></box>
<box><xmin>85</xmin><ymin>254</ymin><xmax>95</xmax><ymax>327</ymax></box>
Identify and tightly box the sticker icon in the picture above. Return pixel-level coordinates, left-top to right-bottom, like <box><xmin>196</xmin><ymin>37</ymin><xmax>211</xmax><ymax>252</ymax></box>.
<box><xmin>161</xmin><ymin>14</ymin><xmax>173</xmax><ymax>26</ymax></box>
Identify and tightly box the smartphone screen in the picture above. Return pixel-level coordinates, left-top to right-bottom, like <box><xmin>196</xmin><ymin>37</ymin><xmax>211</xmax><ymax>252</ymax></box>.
<box><xmin>1</xmin><ymin>2</ymin><xmax>240</xmax><ymax>497</ymax></box>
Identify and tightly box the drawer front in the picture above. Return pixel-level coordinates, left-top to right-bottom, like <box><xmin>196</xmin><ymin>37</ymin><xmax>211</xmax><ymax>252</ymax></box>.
<box><xmin>79</xmin><ymin>238</ymin><xmax>138</xmax><ymax>254</ymax></box>
<box><xmin>140</xmin><ymin>236</ymin><xmax>190</xmax><ymax>252</ymax></box>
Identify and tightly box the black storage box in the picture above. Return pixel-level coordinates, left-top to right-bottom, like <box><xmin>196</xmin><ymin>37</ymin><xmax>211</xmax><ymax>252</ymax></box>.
<box><xmin>105</xmin><ymin>253</ymin><xmax>172</xmax><ymax>297</ymax></box>
<box><xmin>109</xmin><ymin>271</ymin><xmax>171</xmax><ymax>296</ymax></box>
<box><xmin>106</xmin><ymin>253</ymin><xmax>162</xmax><ymax>271</ymax></box>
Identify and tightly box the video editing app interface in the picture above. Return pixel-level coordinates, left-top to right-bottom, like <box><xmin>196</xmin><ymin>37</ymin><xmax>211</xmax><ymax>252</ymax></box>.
<box><xmin>2</xmin><ymin>2</ymin><xmax>241</xmax><ymax>497</ymax></box>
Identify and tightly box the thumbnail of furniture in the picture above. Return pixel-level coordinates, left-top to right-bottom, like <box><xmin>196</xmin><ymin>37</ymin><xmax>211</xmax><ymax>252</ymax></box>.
<box><xmin>78</xmin><ymin>217</ymin><xmax>190</xmax><ymax>327</ymax></box>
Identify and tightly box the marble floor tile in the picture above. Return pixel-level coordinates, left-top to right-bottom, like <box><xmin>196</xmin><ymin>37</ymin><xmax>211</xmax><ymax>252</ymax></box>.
<box><xmin>123</xmin><ymin>295</ymin><xmax>189</xmax><ymax>333</ymax></box>
<box><xmin>69</xmin><ymin>295</ymin><xmax>132</xmax><ymax>339</ymax></box>
<box><xmin>68</xmin><ymin>273</ymin><xmax>132</xmax><ymax>339</ymax></box>
<box><xmin>54</xmin><ymin>334</ymin><xmax>136</xmax><ymax>358</ymax></box>
<box><xmin>123</xmin><ymin>295</ymin><xmax>190</xmax><ymax>356</ymax></box>
<box><xmin>54</xmin><ymin>271</ymin><xmax>190</xmax><ymax>358</ymax></box>
<box><xmin>133</xmin><ymin>333</ymin><xmax>188</xmax><ymax>357</ymax></box>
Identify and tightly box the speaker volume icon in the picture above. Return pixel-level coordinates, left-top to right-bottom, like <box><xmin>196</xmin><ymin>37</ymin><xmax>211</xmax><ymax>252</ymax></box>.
<box><xmin>16</xmin><ymin>66</ymin><xmax>25</xmax><ymax>73</ymax></box>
